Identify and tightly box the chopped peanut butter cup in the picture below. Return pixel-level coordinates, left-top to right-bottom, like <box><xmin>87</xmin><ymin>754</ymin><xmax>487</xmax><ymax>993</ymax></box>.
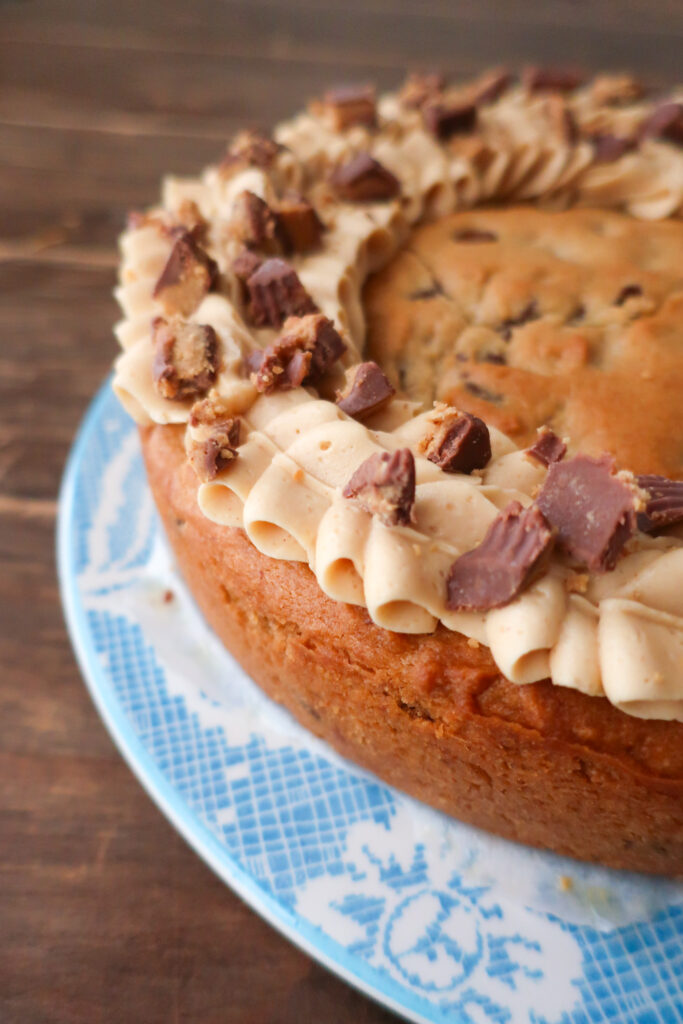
<box><xmin>229</xmin><ymin>190</ymin><xmax>284</xmax><ymax>254</ymax></box>
<box><xmin>399</xmin><ymin>71</ymin><xmax>446</xmax><ymax>110</ymax></box>
<box><xmin>220</xmin><ymin>129</ymin><xmax>283</xmax><ymax>176</ymax></box>
<box><xmin>447</xmin><ymin>502</ymin><xmax>555</xmax><ymax>611</ymax></box>
<box><xmin>636</xmin><ymin>474</ymin><xmax>683</xmax><ymax>533</ymax></box>
<box><xmin>536</xmin><ymin>455</ymin><xmax>638</xmax><ymax>572</ymax></box>
<box><xmin>152</xmin><ymin>317</ymin><xmax>218</xmax><ymax>401</ymax></box>
<box><xmin>422</xmin><ymin>101</ymin><xmax>477</xmax><ymax>140</ymax></box>
<box><xmin>421</xmin><ymin>410</ymin><xmax>491</xmax><ymax>474</ymax></box>
<box><xmin>525</xmin><ymin>428</ymin><xmax>567</xmax><ymax>467</ymax></box>
<box><xmin>153</xmin><ymin>231</ymin><xmax>217</xmax><ymax>318</ymax></box>
<box><xmin>336</xmin><ymin>362</ymin><xmax>395</xmax><ymax>420</ymax></box>
<box><xmin>276</xmin><ymin>194</ymin><xmax>324</xmax><ymax>253</ymax></box>
<box><xmin>321</xmin><ymin>84</ymin><xmax>377</xmax><ymax>130</ymax></box>
<box><xmin>231</xmin><ymin>249</ymin><xmax>262</xmax><ymax>284</ymax></box>
<box><xmin>639</xmin><ymin>102</ymin><xmax>683</xmax><ymax>145</ymax></box>
<box><xmin>248</xmin><ymin>313</ymin><xmax>345</xmax><ymax>393</ymax></box>
<box><xmin>329</xmin><ymin>153</ymin><xmax>400</xmax><ymax>202</ymax></box>
<box><xmin>343</xmin><ymin>449</ymin><xmax>416</xmax><ymax>527</ymax></box>
<box><xmin>590</xmin><ymin>133</ymin><xmax>637</xmax><ymax>163</ymax></box>
<box><xmin>470</xmin><ymin>68</ymin><xmax>513</xmax><ymax>105</ymax></box>
<box><xmin>245</xmin><ymin>258</ymin><xmax>317</xmax><ymax>327</ymax></box>
<box><xmin>523</xmin><ymin>66</ymin><xmax>585</xmax><ymax>93</ymax></box>
<box><xmin>189</xmin><ymin>418</ymin><xmax>241</xmax><ymax>482</ymax></box>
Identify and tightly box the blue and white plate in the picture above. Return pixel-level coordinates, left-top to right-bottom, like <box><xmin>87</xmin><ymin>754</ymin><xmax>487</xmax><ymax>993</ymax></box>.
<box><xmin>58</xmin><ymin>381</ymin><xmax>683</xmax><ymax>1024</ymax></box>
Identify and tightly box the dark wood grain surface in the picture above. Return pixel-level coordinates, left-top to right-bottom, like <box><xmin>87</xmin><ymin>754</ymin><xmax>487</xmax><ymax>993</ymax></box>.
<box><xmin>2</xmin><ymin>3</ymin><xmax>683</xmax><ymax>1021</ymax></box>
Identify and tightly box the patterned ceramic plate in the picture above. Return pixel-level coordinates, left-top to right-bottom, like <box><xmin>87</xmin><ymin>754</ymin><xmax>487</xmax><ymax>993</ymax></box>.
<box><xmin>58</xmin><ymin>381</ymin><xmax>683</xmax><ymax>1024</ymax></box>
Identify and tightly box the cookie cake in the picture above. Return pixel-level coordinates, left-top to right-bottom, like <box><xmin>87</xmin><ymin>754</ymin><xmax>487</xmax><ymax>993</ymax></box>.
<box><xmin>111</xmin><ymin>68</ymin><xmax>683</xmax><ymax>876</ymax></box>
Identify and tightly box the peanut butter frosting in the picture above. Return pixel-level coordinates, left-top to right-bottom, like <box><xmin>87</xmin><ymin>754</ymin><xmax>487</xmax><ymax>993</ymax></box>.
<box><xmin>112</xmin><ymin>69</ymin><xmax>683</xmax><ymax>721</ymax></box>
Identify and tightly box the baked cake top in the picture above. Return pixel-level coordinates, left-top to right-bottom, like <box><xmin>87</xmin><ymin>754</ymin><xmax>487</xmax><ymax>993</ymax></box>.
<box><xmin>111</xmin><ymin>68</ymin><xmax>683</xmax><ymax>721</ymax></box>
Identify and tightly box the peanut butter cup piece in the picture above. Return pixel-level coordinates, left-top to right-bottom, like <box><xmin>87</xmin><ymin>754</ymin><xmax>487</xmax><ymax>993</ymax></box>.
<box><xmin>446</xmin><ymin>501</ymin><xmax>555</xmax><ymax>611</ymax></box>
<box><xmin>189</xmin><ymin>418</ymin><xmax>241</xmax><ymax>482</ymax></box>
<box><xmin>523</xmin><ymin>66</ymin><xmax>585</xmax><ymax>93</ymax></box>
<box><xmin>336</xmin><ymin>361</ymin><xmax>395</xmax><ymax>420</ymax></box>
<box><xmin>536</xmin><ymin>455</ymin><xmax>638</xmax><ymax>572</ymax></box>
<box><xmin>245</xmin><ymin>258</ymin><xmax>317</xmax><ymax>328</ymax></box>
<box><xmin>421</xmin><ymin>410</ymin><xmax>491</xmax><ymax>474</ymax></box>
<box><xmin>153</xmin><ymin>231</ymin><xmax>217</xmax><ymax>318</ymax></box>
<box><xmin>422</xmin><ymin>101</ymin><xmax>477</xmax><ymax>140</ymax></box>
<box><xmin>329</xmin><ymin>153</ymin><xmax>400</xmax><ymax>202</ymax></box>
<box><xmin>231</xmin><ymin>249</ymin><xmax>262</xmax><ymax>283</ymax></box>
<box><xmin>636</xmin><ymin>475</ymin><xmax>683</xmax><ymax>534</ymax></box>
<box><xmin>248</xmin><ymin>313</ymin><xmax>345</xmax><ymax>393</ymax></box>
<box><xmin>321</xmin><ymin>84</ymin><xmax>377</xmax><ymax>130</ymax></box>
<box><xmin>152</xmin><ymin>317</ymin><xmax>218</xmax><ymax>401</ymax></box>
<box><xmin>399</xmin><ymin>71</ymin><xmax>446</xmax><ymax>110</ymax></box>
<box><xmin>639</xmin><ymin>102</ymin><xmax>683</xmax><ymax>145</ymax></box>
<box><xmin>343</xmin><ymin>449</ymin><xmax>415</xmax><ymax>527</ymax></box>
<box><xmin>276</xmin><ymin>194</ymin><xmax>324</xmax><ymax>253</ymax></box>
<box><xmin>525</xmin><ymin>428</ymin><xmax>567</xmax><ymax>467</ymax></box>
<box><xmin>590</xmin><ymin>134</ymin><xmax>637</xmax><ymax>163</ymax></box>
<box><xmin>229</xmin><ymin>190</ymin><xmax>284</xmax><ymax>254</ymax></box>
<box><xmin>470</xmin><ymin>68</ymin><xmax>513</xmax><ymax>105</ymax></box>
<box><xmin>220</xmin><ymin>129</ymin><xmax>283</xmax><ymax>176</ymax></box>
<box><xmin>173</xmin><ymin>199</ymin><xmax>207</xmax><ymax>241</ymax></box>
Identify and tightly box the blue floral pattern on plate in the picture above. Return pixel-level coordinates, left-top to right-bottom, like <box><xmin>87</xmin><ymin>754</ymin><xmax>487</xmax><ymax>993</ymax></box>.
<box><xmin>58</xmin><ymin>382</ymin><xmax>683</xmax><ymax>1024</ymax></box>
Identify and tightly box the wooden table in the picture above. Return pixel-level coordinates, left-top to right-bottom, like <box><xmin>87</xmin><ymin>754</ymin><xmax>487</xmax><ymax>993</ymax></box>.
<box><xmin>2</xmin><ymin>3</ymin><xmax>681</xmax><ymax>1020</ymax></box>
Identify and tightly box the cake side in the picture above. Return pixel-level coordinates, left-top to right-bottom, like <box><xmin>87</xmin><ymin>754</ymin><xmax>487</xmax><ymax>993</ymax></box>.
<box><xmin>142</xmin><ymin>421</ymin><xmax>683</xmax><ymax>876</ymax></box>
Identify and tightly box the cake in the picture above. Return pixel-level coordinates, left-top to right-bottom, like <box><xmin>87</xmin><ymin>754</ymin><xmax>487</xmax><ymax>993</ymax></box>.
<box><xmin>112</xmin><ymin>68</ymin><xmax>683</xmax><ymax>876</ymax></box>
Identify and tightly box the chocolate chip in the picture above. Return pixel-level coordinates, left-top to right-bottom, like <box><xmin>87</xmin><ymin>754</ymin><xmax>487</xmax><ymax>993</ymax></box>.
<box><xmin>525</xmin><ymin>428</ymin><xmax>567</xmax><ymax>467</ymax></box>
<box><xmin>343</xmin><ymin>449</ymin><xmax>415</xmax><ymax>527</ymax></box>
<box><xmin>245</xmin><ymin>258</ymin><xmax>317</xmax><ymax>327</ymax></box>
<box><xmin>536</xmin><ymin>455</ymin><xmax>637</xmax><ymax>572</ymax></box>
<box><xmin>321</xmin><ymin>84</ymin><xmax>377</xmax><ymax>130</ymax></box>
<box><xmin>636</xmin><ymin>474</ymin><xmax>683</xmax><ymax>533</ymax></box>
<box><xmin>523</xmin><ymin>66</ymin><xmax>585</xmax><ymax>93</ymax></box>
<box><xmin>614</xmin><ymin>283</ymin><xmax>643</xmax><ymax>305</ymax></box>
<box><xmin>409</xmin><ymin>281</ymin><xmax>444</xmax><ymax>300</ymax></box>
<box><xmin>590</xmin><ymin>133</ymin><xmax>637</xmax><ymax>163</ymax></box>
<box><xmin>153</xmin><ymin>231</ymin><xmax>218</xmax><ymax>318</ymax></box>
<box><xmin>463</xmin><ymin>380</ymin><xmax>503</xmax><ymax>404</ymax></box>
<box><xmin>189</xmin><ymin>419</ymin><xmax>241</xmax><ymax>482</ymax></box>
<box><xmin>229</xmin><ymin>190</ymin><xmax>284</xmax><ymax>254</ymax></box>
<box><xmin>422</xmin><ymin>101</ymin><xmax>477</xmax><ymax>140</ymax></box>
<box><xmin>567</xmin><ymin>304</ymin><xmax>586</xmax><ymax>325</ymax></box>
<box><xmin>639</xmin><ymin>102</ymin><xmax>683</xmax><ymax>146</ymax></box>
<box><xmin>276</xmin><ymin>193</ymin><xmax>324</xmax><ymax>253</ymax></box>
<box><xmin>336</xmin><ymin>361</ymin><xmax>395</xmax><ymax>419</ymax></box>
<box><xmin>498</xmin><ymin>300</ymin><xmax>539</xmax><ymax>341</ymax></box>
<box><xmin>446</xmin><ymin>502</ymin><xmax>555</xmax><ymax>611</ymax></box>
<box><xmin>421</xmin><ymin>410</ymin><xmax>492</xmax><ymax>474</ymax></box>
<box><xmin>152</xmin><ymin>317</ymin><xmax>218</xmax><ymax>401</ymax></box>
<box><xmin>453</xmin><ymin>228</ymin><xmax>498</xmax><ymax>243</ymax></box>
<box><xmin>220</xmin><ymin>130</ymin><xmax>283</xmax><ymax>176</ymax></box>
<box><xmin>248</xmin><ymin>313</ymin><xmax>345</xmax><ymax>393</ymax></box>
<box><xmin>329</xmin><ymin>152</ymin><xmax>400</xmax><ymax>202</ymax></box>
<box><xmin>482</xmin><ymin>352</ymin><xmax>507</xmax><ymax>365</ymax></box>
<box><xmin>399</xmin><ymin>71</ymin><xmax>446</xmax><ymax>110</ymax></box>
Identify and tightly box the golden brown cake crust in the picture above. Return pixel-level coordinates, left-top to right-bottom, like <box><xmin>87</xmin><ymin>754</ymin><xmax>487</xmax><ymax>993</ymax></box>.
<box><xmin>142</xmin><ymin>422</ymin><xmax>683</xmax><ymax>876</ymax></box>
<box><xmin>365</xmin><ymin>206</ymin><xmax>683</xmax><ymax>476</ymax></box>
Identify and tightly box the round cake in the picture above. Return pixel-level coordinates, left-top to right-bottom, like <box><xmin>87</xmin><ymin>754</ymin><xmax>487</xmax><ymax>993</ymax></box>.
<box><xmin>112</xmin><ymin>68</ymin><xmax>683</xmax><ymax>876</ymax></box>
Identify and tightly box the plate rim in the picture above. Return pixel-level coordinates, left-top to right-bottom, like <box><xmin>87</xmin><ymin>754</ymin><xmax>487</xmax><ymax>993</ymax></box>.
<box><xmin>57</xmin><ymin>378</ymin><xmax>461</xmax><ymax>1024</ymax></box>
